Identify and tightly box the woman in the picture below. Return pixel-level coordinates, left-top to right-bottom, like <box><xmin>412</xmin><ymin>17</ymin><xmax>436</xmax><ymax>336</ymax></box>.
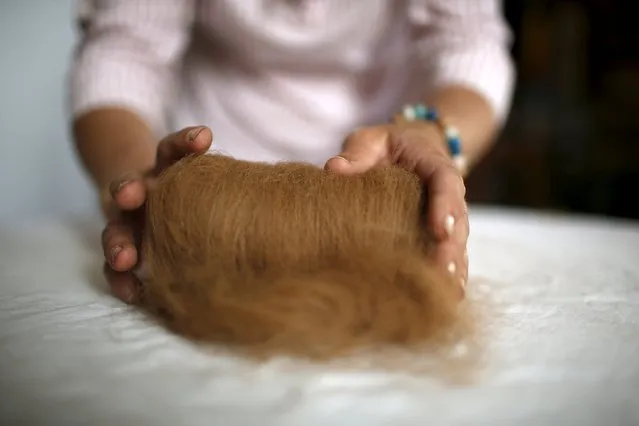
<box><xmin>69</xmin><ymin>0</ymin><xmax>515</xmax><ymax>303</ymax></box>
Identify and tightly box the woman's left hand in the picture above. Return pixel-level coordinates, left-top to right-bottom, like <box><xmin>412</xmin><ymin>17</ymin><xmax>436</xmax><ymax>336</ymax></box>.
<box><xmin>324</xmin><ymin>122</ymin><xmax>469</xmax><ymax>295</ymax></box>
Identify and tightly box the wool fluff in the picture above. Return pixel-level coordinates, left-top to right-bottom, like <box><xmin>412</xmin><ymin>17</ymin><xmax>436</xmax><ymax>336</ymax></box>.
<box><xmin>139</xmin><ymin>153</ymin><xmax>471</xmax><ymax>361</ymax></box>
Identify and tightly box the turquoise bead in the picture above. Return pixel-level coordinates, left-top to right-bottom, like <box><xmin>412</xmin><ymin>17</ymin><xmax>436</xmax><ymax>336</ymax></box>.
<box><xmin>413</xmin><ymin>104</ymin><xmax>428</xmax><ymax>120</ymax></box>
<box><xmin>426</xmin><ymin>109</ymin><xmax>438</xmax><ymax>120</ymax></box>
<box><xmin>448</xmin><ymin>137</ymin><xmax>461</xmax><ymax>156</ymax></box>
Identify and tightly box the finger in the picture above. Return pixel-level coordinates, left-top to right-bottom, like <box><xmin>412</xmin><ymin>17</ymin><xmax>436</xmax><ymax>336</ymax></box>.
<box><xmin>432</xmin><ymin>239</ymin><xmax>467</xmax><ymax>298</ymax></box>
<box><xmin>462</xmin><ymin>248</ymin><xmax>469</xmax><ymax>289</ymax></box>
<box><xmin>425</xmin><ymin>163</ymin><xmax>467</xmax><ymax>242</ymax></box>
<box><xmin>103</xmin><ymin>262</ymin><xmax>141</xmax><ymax>304</ymax></box>
<box><xmin>155</xmin><ymin>126</ymin><xmax>213</xmax><ymax>172</ymax></box>
<box><xmin>101</xmin><ymin>220</ymin><xmax>139</xmax><ymax>272</ymax></box>
<box><xmin>324</xmin><ymin>126</ymin><xmax>392</xmax><ymax>174</ymax></box>
<box><xmin>109</xmin><ymin>176</ymin><xmax>147</xmax><ymax>212</ymax></box>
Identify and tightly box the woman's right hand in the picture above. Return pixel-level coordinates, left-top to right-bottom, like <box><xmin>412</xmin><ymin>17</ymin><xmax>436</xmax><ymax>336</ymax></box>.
<box><xmin>100</xmin><ymin>126</ymin><xmax>213</xmax><ymax>304</ymax></box>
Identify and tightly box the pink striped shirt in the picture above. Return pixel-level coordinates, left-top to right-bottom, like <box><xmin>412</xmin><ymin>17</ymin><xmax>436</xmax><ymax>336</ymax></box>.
<box><xmin>69</xmin><ymin>0</ymin><xmax>515</xmax><ymax>165</ymax></box>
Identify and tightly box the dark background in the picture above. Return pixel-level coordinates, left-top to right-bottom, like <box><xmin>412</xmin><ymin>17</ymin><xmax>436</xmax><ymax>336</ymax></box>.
<box><xmin>467</xmin><ymin>0</ymin><xmax>638</xmax><ymax>219</ymax></box>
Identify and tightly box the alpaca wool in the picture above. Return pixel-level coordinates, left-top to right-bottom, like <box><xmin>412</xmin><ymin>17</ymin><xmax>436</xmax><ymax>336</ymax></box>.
<box><xmin>139</xmin><ymin>153</ymin><xmax>470</xmax><ymax>361</ymax></box>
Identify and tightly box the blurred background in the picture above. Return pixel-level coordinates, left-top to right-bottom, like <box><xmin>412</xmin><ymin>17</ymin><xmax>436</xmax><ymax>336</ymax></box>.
<box><xmin>0</xmin><ymin>0</ymin><xmax>96</xmax><ymax>223</ymax></box>
<box><xmin>0</xmin><ymin>0</ymin><xmax>636</xmax><ymax>223</ymax></box>
<box><xmin>468</xmin><ymin>0</ymin><xmax>638</xmax><ymax>220</ymax></box>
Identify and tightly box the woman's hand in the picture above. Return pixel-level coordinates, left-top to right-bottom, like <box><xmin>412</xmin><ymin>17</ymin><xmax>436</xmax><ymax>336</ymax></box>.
<box><xmin>324</xmin><ymin>121</ymin><xmax>469</xmax><ymax>295</ymax></box>
<box><xmin>100</xmin><ymin>126</ymin><xmax>213</xmax><ymax>303</ymax></box>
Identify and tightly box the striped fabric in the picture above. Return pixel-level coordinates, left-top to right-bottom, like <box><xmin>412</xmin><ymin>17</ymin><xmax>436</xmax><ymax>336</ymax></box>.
<box><xmin>69</xmin><ymin>0</ymin><xmax>515</xmax><ymax>165</ymax></box>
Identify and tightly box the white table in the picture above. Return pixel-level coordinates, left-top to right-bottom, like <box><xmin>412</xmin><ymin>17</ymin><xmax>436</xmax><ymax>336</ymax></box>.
<box><xmin>1</xmin><ymin>206</ymin><xmax>638</xmax><ymax>426</ymax></box>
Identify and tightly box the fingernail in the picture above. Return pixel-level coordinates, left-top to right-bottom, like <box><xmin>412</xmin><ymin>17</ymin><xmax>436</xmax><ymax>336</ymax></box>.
<box><xmin>460</xmin><ymin>277</ymin><xmax>467</xmax><ymax>289</ymax></box>
<box><xmin>122</xmin><ymin>286</ymin><xmax>135</xmax><ymax>304</ymax></box>
<box><xmin>458</xmin><ymin>281</ymin><xmax>466</xmax><ymax>299</ymax></box>
<box><xmin>444</xmin><ymin>214</ymin><xmax>455</xmax><ymax>237</ymax></box>
<box><xmin>187</xmin><ymin>126</ymin><xmax>205</xmax><ymax>143</ymax></box>
<box><xmin>332</xmin><ymin>155</ymin><xmax>351</xmax><ymax>164</ymax></box>
<box><xmin>110</xmin><ymin>245</ymin><xmax>123</xmax><ymax>265</ymax></box>
<box><xmin>134</xmin><ymin>261</ymin><xmax>148</xmax><ymax>281</ymax></box>
<box><xmin>109</xmin><ymin>179</ymin><xmax>129</xmax><ymax>197</ymax></box>
<box><xmin>447</xmin><ymin>261</ymin><xmax>457</xmax><ymax>275</ymax></box>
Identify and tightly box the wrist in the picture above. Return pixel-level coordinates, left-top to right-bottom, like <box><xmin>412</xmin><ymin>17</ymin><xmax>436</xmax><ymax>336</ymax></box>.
<box><xmin>73</xmin><ymin>109</ymin><xmax>156</xmax><ymax>180</ymax></box>
<box><xmin>392</xmin><ymin>104</ymin><xmax>467</xmax><ymax>175</ymax></box>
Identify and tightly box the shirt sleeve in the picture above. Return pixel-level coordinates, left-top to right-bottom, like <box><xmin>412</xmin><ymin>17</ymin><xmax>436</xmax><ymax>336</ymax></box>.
<box><xmin>410</xmin><ymin>0</ymin><xmax>516</xmax><ymax>123</ymax></box>
<box><xmin>68</xmin><ymin>0</ymin><xmax>196</xmax><ymax>135</ymax></box>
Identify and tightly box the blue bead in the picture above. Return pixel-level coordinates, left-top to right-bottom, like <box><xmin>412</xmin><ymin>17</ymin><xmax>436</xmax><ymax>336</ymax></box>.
<box><xmin>448</xmin><ymin>137</ymin><xmax>461</xmax><ymax>155</ymax></box>
<box><xmin>414</xmin><ymin>104</ymin><xmax>427</xmax><ymax>120</ymax></box>
<box><xmin>426</xmin><ymin>109</ymin><xmax>438</xmax><ymax>120</ymax></box>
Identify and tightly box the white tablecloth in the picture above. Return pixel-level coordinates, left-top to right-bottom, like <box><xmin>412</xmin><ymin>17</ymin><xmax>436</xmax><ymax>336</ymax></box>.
<box><xmin>1</xmin><ymin>206</ymin><xmax>638</xmax><ymax>426</ymax></box>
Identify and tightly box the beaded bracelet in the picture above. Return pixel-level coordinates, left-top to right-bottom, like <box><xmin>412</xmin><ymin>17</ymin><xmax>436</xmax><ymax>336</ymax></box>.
<box><xmin>394</xmin><ymin>104</ymin><xmax>467</xmax><ymax>174</ymax></box>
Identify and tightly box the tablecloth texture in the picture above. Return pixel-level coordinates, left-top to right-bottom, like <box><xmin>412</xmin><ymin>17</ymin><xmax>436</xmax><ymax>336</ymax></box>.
<box><xmin>1</xmin><ymin>206</ymin><xmax>638</xmax><ymax>426</ymax></box>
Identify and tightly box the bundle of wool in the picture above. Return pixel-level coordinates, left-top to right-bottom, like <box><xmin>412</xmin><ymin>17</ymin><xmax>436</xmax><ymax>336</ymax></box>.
<box><xmin>139</xmin><ymin>153</ymin><xmax>470</xmax><ymax>361</ymax></box>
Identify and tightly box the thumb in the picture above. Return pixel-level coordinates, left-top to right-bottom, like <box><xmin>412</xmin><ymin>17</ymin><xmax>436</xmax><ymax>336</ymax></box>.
<box><xmin>324</xmin><ymin>126</ymin><xmax>391</xmax><ymax>174</ymax></box>
<box><xmin>155</xmin><ymin>126</ymin><xmax>213</xmax><ymax>173</ymax></box>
